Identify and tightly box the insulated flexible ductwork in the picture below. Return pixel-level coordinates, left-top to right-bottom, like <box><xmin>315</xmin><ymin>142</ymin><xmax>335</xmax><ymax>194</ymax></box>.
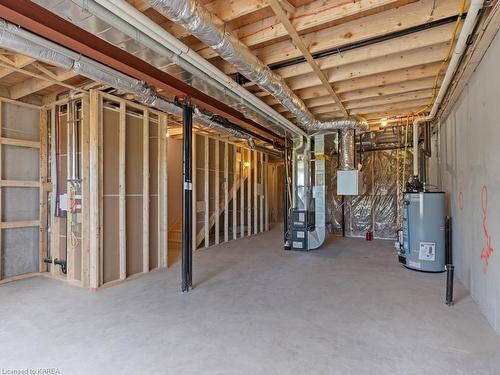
<box><xmin>0</xmin><ymin>19</ymin><xmax>280</xmax><ymax>156</ymax></box>
<box><xmin>146</xmin><ymin>0</ymin><xmax>368</xmax><ymax>133</ymax></box>
<box><xmin>339</xmin><ymin>129</ymin><xmax>355</xmax><ymax>171</ymax></box>
<box><xmin>32</xmin><ymin>0</ymin><xmax>305</xmax><ymax>138</ymax></box>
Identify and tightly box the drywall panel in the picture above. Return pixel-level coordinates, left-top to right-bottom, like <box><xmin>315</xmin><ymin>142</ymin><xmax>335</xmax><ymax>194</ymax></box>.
<box><xmin>433</xmin><ymin>32</ymin><xmax>500</xmax><ymax>333</ymax></box>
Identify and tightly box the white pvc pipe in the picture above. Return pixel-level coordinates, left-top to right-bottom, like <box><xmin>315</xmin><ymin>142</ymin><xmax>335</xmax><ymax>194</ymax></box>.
<box><xmin>91</xmin><ymin>0</ymin><xmax>307</xmax><ymax>138</ymax></box>
<box><xmin>413</xmin><ymin>0</ymin><xmax>484</xmax><ymax>177</ymax></box>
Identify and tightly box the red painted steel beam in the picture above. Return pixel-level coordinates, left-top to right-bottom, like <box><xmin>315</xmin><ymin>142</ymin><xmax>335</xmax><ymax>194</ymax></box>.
<box><xmin>0</xmin><ymin>0</ymin><xmax>284</xmax><ymax>144</ymax></box>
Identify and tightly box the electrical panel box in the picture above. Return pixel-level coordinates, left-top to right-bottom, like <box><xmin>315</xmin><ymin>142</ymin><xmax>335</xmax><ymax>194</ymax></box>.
<box><xmin>337</xmin><ymin>170</ymin><xmax>363</xmax><ymax>195</ymax></box>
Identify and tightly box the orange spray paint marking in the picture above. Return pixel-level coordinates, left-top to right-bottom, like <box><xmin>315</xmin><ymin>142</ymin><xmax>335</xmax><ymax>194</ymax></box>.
<box><xmin>458</xmin><ymin>191</ymin><xmax>464</xmax><ymax>211</ymax></box>
<box><xmin>480</xmin><ymin>185</ymin><xmax>494</xmax><ymax>273</ymax></box>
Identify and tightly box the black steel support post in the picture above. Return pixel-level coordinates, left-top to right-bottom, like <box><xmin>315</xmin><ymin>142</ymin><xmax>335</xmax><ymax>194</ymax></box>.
<box><xmin>182</xmin><ymin>102</ymin><xmax>193</xmax><ymax>292</ymax></box>
<box><xmin>445</xmin><ymin>216</ymin><xmax>454</xmax><ymax>306</ymax></box>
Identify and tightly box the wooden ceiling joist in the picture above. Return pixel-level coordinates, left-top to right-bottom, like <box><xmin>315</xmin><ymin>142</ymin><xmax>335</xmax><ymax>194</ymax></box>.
<box><xmin>199</xmin><ymin>0</ymin><xmax>465</xmax><ymax>67</ymax></box>
<box><xmin>9</xmin><ymin>68</ymin><xmax>79</xmax><ymax>99</ymax></box>
<box><xmin>283</xmin><ymin>42</ymin><xmax>449</xmax><ymax>92</ymax></box>
<box><xmin>267</xmin><ymin>0</ymin><xmax>349</xmax><ymax>117</ymax></box>
<box><xmin>242</xmin><ymin>22</ymin><xmax>457</xmax><ymax>84</ymax></box>
<box><xmin>289</xmin><ymin>61</ymin><xmax>446</xmax><ymax>101</ymax></box>
<box><xmin>0</xmin><ymin>55</ymin><xmax>35</xmax><ymax>79</ymax></box>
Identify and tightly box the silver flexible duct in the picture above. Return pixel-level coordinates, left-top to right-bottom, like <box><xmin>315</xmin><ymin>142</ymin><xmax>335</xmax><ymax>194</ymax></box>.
<box><xmin>339</xmin><ymin>129</ymin><xmax>355</xmax><ymax>171</ymax></box>
<box><xmin>0</xmin><ymin>19</ymin><xmax>280</xmax><ymax>155</ymax></box>
<box><xmin>146</xmin><ymin>0</ymin><xmax>368</xmax><ymax>132</ymax></box>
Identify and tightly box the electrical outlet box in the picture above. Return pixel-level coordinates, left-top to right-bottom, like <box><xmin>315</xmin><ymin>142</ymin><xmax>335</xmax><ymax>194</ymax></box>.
<box><xmin>337</xmin><ymin>170</ymin><xmax>363</xmax><ymax>195</ymax></box>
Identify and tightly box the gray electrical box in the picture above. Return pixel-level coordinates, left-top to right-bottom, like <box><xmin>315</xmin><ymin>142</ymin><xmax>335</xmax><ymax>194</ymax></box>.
<box><xmin>337</xmin><ymin>170</ymin><xmax>363</xmax><ymax>195</ymax></box>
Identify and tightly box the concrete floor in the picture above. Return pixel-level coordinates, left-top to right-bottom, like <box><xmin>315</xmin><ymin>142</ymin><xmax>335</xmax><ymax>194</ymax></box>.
<box><xmin>1</xmin><ymin>226</ymin><xmax>499</xmax><ymax>375</ymax></box>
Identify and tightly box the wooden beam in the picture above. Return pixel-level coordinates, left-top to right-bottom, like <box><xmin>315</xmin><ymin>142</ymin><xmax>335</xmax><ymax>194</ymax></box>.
<box><xmin>259</xmin><ymin>152</ymin><xmax>264</xmax><ymax>233</ymax></box>
<box><xmin>160</xmin><ymin>115</ymin><xmax>168</xmax><ymax>267</ymax></box>
<box><xmin>32</xmin><ymin>62</ymin><xmax>59</xmax><ymax>80</ymax></box>
<box><xmin>143</xmin><ymin>109</ymin><xmax>149</xmax><ymax>273</ymax></box>
<box><xmin>277</xmin><ymin>0</ymin><xmax>295</xmax><ymax>14</ymax></box>
<box><xmin>253</xmin><ymin>150</ymin><xmax>258</xmax><ymax>235</ymax></box>
<box><xmin>349</xmin><ymin>97</ymin><xmax>431</xmax><ymax>116</ymax></box>
<box><xmin>303</xmin><ymin>76</ymin><xmax>438</xmax><ymax>106</ymax></box>
<box><xmin>232</xmin><ymin>145</ymin><xmax>237</xmax><ymax>240</ymax></box>
<box><xmin>224</xmin><ymin>141</ymin><xmax>229</xmax><ymax>242</ymax></box>
<box><xmin>49</xmin><ymin>104</ymin><xmax>60</xmax><ymax>278</ymax></box>
<box><xmin>285</xmin><ymin>43</ymin><xmax>449</xmax><ymax>92</ymax></box>
<box><xmin>267</xmin><ymin>0</ymin><xmax>349</xmax><ymax>116</ymax></box>
<box><xmin>192</xmin><ymin>132</ymin><xmax>197</xmax><ymax>251</ymax></box>
<box><xmin>0</xmin><ymin>180</ymin><xmax>40</xmax><ymax>187</ymax></box>
<box><xmin>294</xmin><ymin>62</ymin><xmax>444</xmax><ymax>101</ymax></box>
<box><xmin>67</xmin><ymin>101</ymin><xmax>76</xmax><ymax>281</ymax></box>
<box><xmin>203</xmin><ymin>0</ymin><xmax>462</xmax><ymax>68</ymax></box>
<box><xmin>0</xmin><ymin>220</ymin><xmax>40</xmax><ymax>229</ymax></box>
<box><xmin>0</xmin><ymin>137</ymin><xmax>40</xmax><ymax>148</ymax></box>
<box><xmin>344</xmin><ymin>89</ymin><xmax>434</xmax><ymax>110</ymax></box>
<box><xmin>247</xmin><ymin>149</ymin><xmax>252</xmax><ymax>236</ymax></box>
<box><xmin>215</xmin><ymin>139</ymin><xmax>220</xmax><ymax>245</ymax></box>
<box><xmin>264</xmin><ymin>154</ymin><xmax>269</xmax><ymax>232</ymax></box>
<box><xmin>81</xmin><ymin>95</ymin><xmax>91</xmax><ymax>288</ymax></box>
<box><xmin>248</xmin><ymin>23</ymin><xmax>455</xmax><ymax>82</ymax></box>
<box><xmin>0</xmin><ymin>55</ymin><xmax>35</xmax><ymax>79</ymax></box>
<box><xmin>240</xmin><ymin>148</ymin><xmax>245</xmax><ymax>237</ymax></box>
<box><xmin>118</xmin><ymin>101</ymin><xmax>126</xmax><ymax>280</ymax></box>
<box><xmin>204</xmin><ymin>135</ymin><xmax>209</xmax><ymax>247</ymax></box>
<box><xmin>9</xmin><ymin>69</ymin><xmax>79</xmax><ymax>100</ymax></box>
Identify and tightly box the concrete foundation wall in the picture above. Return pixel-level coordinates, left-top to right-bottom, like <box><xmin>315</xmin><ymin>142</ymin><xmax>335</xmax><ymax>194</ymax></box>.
<box><xmin>431</xmin><ymin>32</ymin><xmax>500</xmax><ymax>333</ymax></box>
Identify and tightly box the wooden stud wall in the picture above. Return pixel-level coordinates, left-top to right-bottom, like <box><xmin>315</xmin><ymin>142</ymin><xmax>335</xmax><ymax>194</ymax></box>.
<box><xmin>0</xmin><ymin>94</ymin><xmax>276</xmax><ymax>288</ymax></box>
<box><xmin>193</xmin><ymin>134</ymin><xmax>272</xmax><ymax>249</ymax></box>
<box><xmin>0</xmin><ymin>98</ymin><xmax>43</xmax><ymax>285</ymax></box>
<box><xmin>39</xmin><ymin>92</ymin><xmax>169</xmax><ymax>289</ymax></box>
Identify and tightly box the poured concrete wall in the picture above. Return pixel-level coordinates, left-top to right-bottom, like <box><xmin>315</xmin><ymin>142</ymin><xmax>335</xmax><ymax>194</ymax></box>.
<box><xmin>430</xmin><ymin>32</ymin><xmax>500</xmax><ymax>333</ymax></box>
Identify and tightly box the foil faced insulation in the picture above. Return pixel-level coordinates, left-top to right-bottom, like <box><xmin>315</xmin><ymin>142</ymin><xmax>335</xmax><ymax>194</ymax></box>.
<box><xmin>327</xmin><ymin>149</ymin><xmax>412</xmax><ymax>240</ymax></box>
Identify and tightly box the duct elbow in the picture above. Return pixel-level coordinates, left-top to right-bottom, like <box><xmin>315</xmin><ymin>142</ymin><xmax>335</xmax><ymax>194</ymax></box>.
<box><xmin>311</xmin><ymin>119</ymin><xmax>368</xmax><ymax>132</ymax></box>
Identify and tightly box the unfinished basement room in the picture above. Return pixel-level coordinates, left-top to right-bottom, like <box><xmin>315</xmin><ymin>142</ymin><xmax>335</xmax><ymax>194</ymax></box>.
<box><xmin>0</xmin><ymin>0</ymin><xmax>499</xmax><ymax>374</ymax></box>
